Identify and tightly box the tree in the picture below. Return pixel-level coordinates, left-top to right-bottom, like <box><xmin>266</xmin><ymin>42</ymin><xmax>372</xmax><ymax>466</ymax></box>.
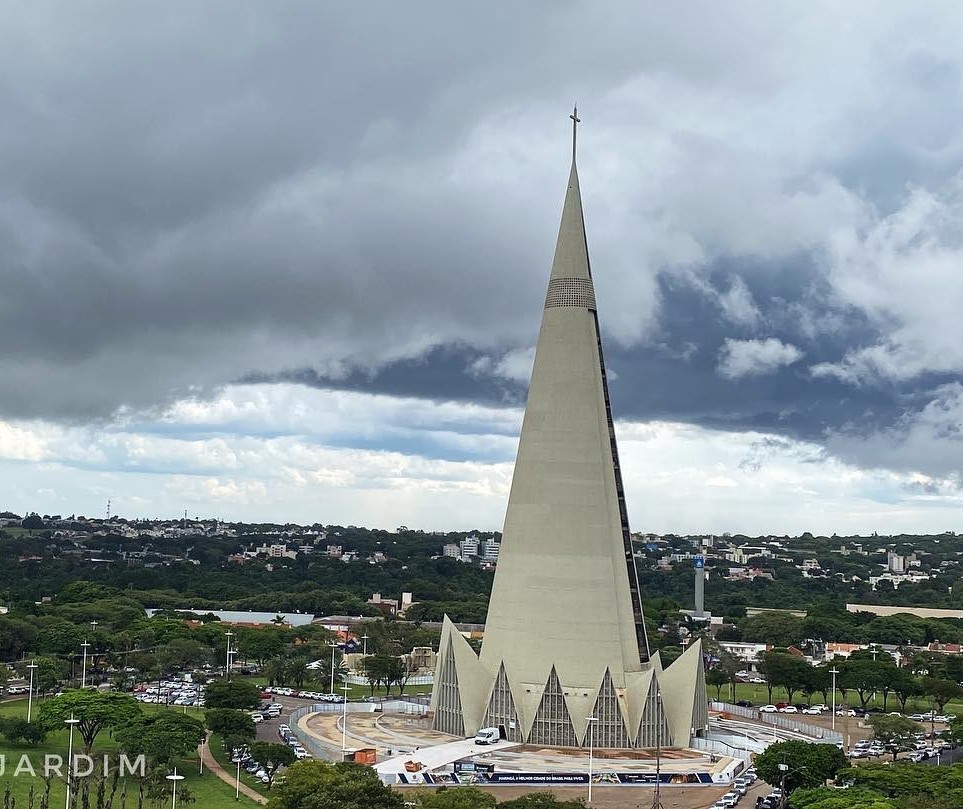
<box><xmin>840</xmin><ymin>660</ymin><xmax>887</xmax><ymax>709</ymax></box>
<box><xmin>360</xmin><ymin>655</ymin><xmax>403</xmax><ymax>696</ymax></box>
<box><xmin>204</xmin><ymin>678</ymin><xmax>261</xmax><ymax>709</ymax></box>
<box><xmin>240</xmin><ymin>629</ymin><xmax>287</xmax><ymax>665</ymax></box>
<box><xmin>410</xmin><ymin>786</ymin><xmax>496</xmax><ymax>808</ymax></box>
<box><xmin>707</xmin><ymin>665</ymin><xmax>729</xmax><ymax>700</ymax></box>
<box><xmin>37</xmin><ymin>690</ymin><xmax>141</xmax><ymax>753</ymax></box>
<box><xmin>789</xmin><ymin>786</ymin><xmax>898</xmax><ymax>809</ymax></box>
<box><xmin>877</xmin><ymin>665</ymin><xmax>906</xmax><ymax>712</ymax></box>
<box><xmin>156</xmin><ymin>637</ymin><xmax>211</xmax><ymax>673</ymax></box>
<box><xmin>115</xmin><ymin>712</ymin><xmax>206</xmax><ymax>766</ymax></box>
<box><xmin>250</xmin><ymin>742</ymin><xmax>296</xmax><ymax>789</ymax></box>
<box><xmin>205</xmin><ymin>708</ymin><xmax>257</xmax><ymax>742</ymax></box>
<box><xmin>866</xmin><ymin>714</ymin><xmax>923</xmax><ymax>760</ymax></box>
<box><xmin>497</xmin><ymin>794</ymin><xmax>588</xmax><ymax>808</ymax></box>
<box><xmin>740</xmin><ymin>612</ymin><xmax>805</xmax><ymax>648</ymax></box>
<box><xmin>806</xmin><ymin>665</ymin><xmax>832</xmax><ymax>705</ymax></box>
<box><xmin>892</xmin><ymin>671</ymin><xmax>923</xmax><ymax>712</ymax></box>
<box><xmin>16</xmin><ymin>657</ymin><xmax>66</xmax><ymax>695</ymax></box>
<box><xmin>921</xmin><ymin>677</ymin><xmax>963</xmax><ymax>712</ymax></box>
<box><xmin>754</xmin><ymin>741</ymin><xmax>847</xmax><ymax>793</ymax></box>
<box><xmin>265</xmin><ymin>760</ymin><xmax>404</xmax><ymax>809</ymax></box>
<box><xmin>758</xmin><ymin>651</ymin><xmax>812</xmax><ymax>704</ymax></box>
<box><xmin>0</xmin><ymin>717</ymin><xmax>46</xmax><ymax>746</ymax></box>
<box><xmin>844</xmin><ymin>762</ymin><xmax>963</xmax><ymax>805</ymax></box>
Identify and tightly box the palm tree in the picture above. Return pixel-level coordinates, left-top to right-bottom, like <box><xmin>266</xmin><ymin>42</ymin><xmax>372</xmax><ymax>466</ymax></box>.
<box><xmin>264</xmin><ymin>658</ymin><xmax>287</xmax><ymax>687</ymax></box>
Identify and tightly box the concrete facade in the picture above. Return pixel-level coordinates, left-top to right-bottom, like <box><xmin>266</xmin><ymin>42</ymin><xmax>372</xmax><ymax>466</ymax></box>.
<box><xmin>430</xmin><ymin>140</ymin><xmax>707</xmax><ymax>749</ymax></box>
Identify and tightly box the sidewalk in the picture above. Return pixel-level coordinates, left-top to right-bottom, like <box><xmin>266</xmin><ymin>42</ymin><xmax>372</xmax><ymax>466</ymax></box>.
<box><xmin>198</xmin><ymin>735</ymin><xmax>268</xmax><ymax>805</ymax></box>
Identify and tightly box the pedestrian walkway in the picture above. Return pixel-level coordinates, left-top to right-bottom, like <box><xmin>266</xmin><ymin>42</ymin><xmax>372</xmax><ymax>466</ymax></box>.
<box><xmin>198</xmin><ymin>735</ymin><xmax>268</xmax><ymax>805</ymax></box>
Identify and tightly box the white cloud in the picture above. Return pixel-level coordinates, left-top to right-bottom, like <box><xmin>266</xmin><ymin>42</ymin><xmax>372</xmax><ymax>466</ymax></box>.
<box><xmin>0</xmin><ymin>382</ymin><xmax>960</xmax><ymax>534</ymax></box>
<box><xmin>815</xmin><ymin>179</ymin><xmax>963</xmax><ymax>384</ymax></box>
<box><xmin>717</xmin><ymin>338</ymin><xmax>804</xmax><ymax>379</ymax></box>
<box><xmin>717</xmin><ymin>277</ymin><xmax>761</xmax><ymax>328</ymax></box>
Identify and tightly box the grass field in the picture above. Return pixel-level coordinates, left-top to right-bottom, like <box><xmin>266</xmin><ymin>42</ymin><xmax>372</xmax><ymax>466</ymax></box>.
<box><xmin>713</xmin><ymin>682</ymin><xmax>963</xmax><ymax>718</ymax></box>
<box><xmin>0</xmin><ymin>698</ymin><xmax>260</xmax><ymax>808</ymax></box>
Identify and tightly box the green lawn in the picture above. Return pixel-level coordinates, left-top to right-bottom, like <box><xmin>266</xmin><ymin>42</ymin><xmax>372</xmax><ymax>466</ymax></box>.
<box><xmin>713</xmin><ymin>682</ymin><xmax>963</xmax><ymax>718</ymax></box>
<box><xmin>0</xmin><ymin>699</ymin><xmax>259</xmax><ymax>808</ymax></box>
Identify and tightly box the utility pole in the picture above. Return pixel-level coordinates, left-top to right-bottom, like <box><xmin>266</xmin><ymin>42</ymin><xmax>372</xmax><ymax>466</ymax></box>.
<box><xmin>651</xmin><ymin>694</ymin><xmax>664</xmax><ymax>809</ymax></box>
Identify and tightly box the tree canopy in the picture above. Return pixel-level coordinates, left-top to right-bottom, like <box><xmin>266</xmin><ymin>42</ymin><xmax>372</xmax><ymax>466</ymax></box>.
<box><xmin>204</xmin><ymin>678</ymin><xmax>262</xmax><ymax>710</ymax></box>
<box><xmin>205</xmin><ymin>708</ymin><xmax>257</xmax><ymax>742</ymax></box>
<box><xmin>37</xmin><ymin>689</ymin><xmax>141</xmax><ymax>753</ymax></box>
<box><xmin>409</xmin><ymin>786</ymin><xmax>496</xmax><ymax>808</ymax></box>
<box><xmin>265</xmin><ymin>761</ymin><xmax>404</xmax><ymax>809</ymax></box>
<box><xmin>115</xmin><ymin>711</ymin><xmax>206</xmax><ymax>765</ymax></box>
<box><xmin>866</xmin><ymin>714</ymin><xmax>923</xmax><ymax>759</ymax></box>
<box><xmin>755</xmin><ymin>741</ymin><xmax>847</xmax><ymax>793</ymax></box>
<box><xmin>250</xmin><ymin>742</ymin><xmax>296</xmax><ymax>789</ymax></box>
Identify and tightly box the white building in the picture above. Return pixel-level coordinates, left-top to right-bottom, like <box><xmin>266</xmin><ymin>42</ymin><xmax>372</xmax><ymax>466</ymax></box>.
<box><xmin>431</xmin><ymin>141</ymin><xmax>706</xmax><ymax>750</ymax></box>
<box><xmin>459</xmin><ymin>536</ymin><xmax>480</xmax><ymax>557</ymax></box>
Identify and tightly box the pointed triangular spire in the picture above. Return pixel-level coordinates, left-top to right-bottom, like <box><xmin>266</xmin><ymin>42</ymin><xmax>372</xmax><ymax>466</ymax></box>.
<box><xmin>549</xmin><ymin>160</ymin><xmax>592</xmax><ymax>282</ymax></box>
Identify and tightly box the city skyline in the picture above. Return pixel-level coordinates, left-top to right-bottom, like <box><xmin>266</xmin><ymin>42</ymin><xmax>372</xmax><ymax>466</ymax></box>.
<box><xmin>3</xmin><ymin>4</ymin><xmax>963</xmax><ymax>533</ymax></box>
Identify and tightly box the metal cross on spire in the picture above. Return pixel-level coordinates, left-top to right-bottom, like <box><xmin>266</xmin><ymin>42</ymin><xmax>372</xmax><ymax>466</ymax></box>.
<box><xmin>570</xmin><ymin>105</ymin><xmax>580</xmax><ymax>162</ymax></box>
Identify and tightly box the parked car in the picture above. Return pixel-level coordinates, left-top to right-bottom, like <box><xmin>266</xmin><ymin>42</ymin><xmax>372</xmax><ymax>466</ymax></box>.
<box><xmin>802</xmin><ymin>707</ymin><xmax>822</xmax><ymax>715</ymax></box>
<box><xmin>735</xmin><ymin>700</ymin><xmax>753</xmax><ymax>708</ymax></box>
<box><xmin>760</xmin><ymin>705</ymin><xmax>778</xmax><ymax>713</ymax></box>
<box><xmin>779</xmin><ymin>706</ymin><xmax>798</xmax><ymax>714</ymax></box>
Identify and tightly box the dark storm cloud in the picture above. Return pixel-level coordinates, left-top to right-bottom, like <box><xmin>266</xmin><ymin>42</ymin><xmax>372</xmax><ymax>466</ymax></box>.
<box><xmin>5</xmin><ymin>2</ymin><xmax>963</xmax><ymax>483</ymax></box>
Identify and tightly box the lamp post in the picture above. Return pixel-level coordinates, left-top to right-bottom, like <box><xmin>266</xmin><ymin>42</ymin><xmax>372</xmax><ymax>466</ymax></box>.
<box><xmin>777</xmin><ymin>763</ymin><xmax>806</xmax><ymax>809</ymax></box>
<box><xmin>361</xmin><ymin>634</ymin><xmax>369</xmax><ymax>657</ymax></box>
<box><xmin>166</xmin><ymin>768</ymin><xmax>184</xmax><ymax>809</ymax></box>
<box><xmin>26</xmin><ymin>662</ymin><xmax>38</xmax><ymax>723</ymax></box>
<box><xmin>341</xmin><ymin>684</ymin><xmax>351</xmax><ymax>758</ymax></box>
<box><xmin>88</xmin><ymin>621</ymin><xmax>98</xmax><ymax>686</ymax></box>
<box><xmin>235</xmin><ymin>758</ymin><xmax>241</xmax><ymax>801</ymax></box>
<box><xmin>328</xmin><ymin>640</ymin><xmax>339</xmax><ymax>695</ymax></box>
<box><xmin>653</xmin><ymin>702</ymin><xmax>665</xmax><ymax>809</ymax></box>
<box><xmin>80</xmin><ymin>641</ymin><xmax>91</xmax><ymax>689</ymax></box>
<box><xmin>585</xmin><ymin>716</ymin><xmax>598</xmax><ymax>805</ymax></box>
<box><xmin>777</xmin><ymin>763</ymin><xmax>788</xmax><ymax>809</ymax></box>
<box><xmin>830</xmin><ymin>667</ymin><xmax>839</xmax><ymax>732</ymax></box>
<box><xmin>64</xmin><ymin>715</ymin><xmax>80</xmax><ymax>809</ymax></box>
<box><xmin>224</xmin><ymin>631</ymin><xmax>234</xmax><ymax>680</ymax></box>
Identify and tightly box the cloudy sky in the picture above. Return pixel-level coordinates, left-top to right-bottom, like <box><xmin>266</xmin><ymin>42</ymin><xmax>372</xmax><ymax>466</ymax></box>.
<box><xmin>3</xmin><ymin>2</ymin><xmax>963</xmax><ymax>534</ymax></box>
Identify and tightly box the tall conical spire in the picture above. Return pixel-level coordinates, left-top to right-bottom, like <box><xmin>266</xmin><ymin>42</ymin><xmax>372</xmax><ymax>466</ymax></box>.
<box><xmin>428</xmin><ymin>114</ymin><xmax>708</xmax><ymax>753</ymax></box>
<box><xmin>549</xmin><ymin>108</ymin><xmax>591</xmax><ymax>283</ymax></box>
<box><xmin>479</xmin><ymin>112</ymin><xmax>648</xmax><ymax>701</ymax></box>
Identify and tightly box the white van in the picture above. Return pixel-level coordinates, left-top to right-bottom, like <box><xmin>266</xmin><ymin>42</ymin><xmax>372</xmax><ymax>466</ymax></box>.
<box><xmin>473</xmin><ymin>727</ymin><xmax>500</xmax><ymax>745</ymax></box>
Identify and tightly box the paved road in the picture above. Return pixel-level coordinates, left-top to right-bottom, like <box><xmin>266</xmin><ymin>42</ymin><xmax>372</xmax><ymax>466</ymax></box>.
<box><xmin>922</xmin><ymin>746</ymin><xmax>963</xmax><ymax>766</ymax></box>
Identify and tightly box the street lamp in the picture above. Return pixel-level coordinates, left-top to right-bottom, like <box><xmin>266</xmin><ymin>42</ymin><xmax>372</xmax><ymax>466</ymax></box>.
<box><xmin>26</xmin><ymin>662</ymin><xmax>38</xmax><ymax>723</ymax></box>
<box><xmin>830</xmin><ymin>667</ymin><xmax>840</xmax><ymax>733</ymax></box>
<box><xmin>328</xmin><ymin>640</ymin><xmax>339</xmax><ymax>695</ymax></box>
<box><xmin>88</xmin><ymin>622</ymin><xmax>99</xmax><ymax>686</ymax></box>
<box><xmin>341</xmin><ymin>684</ymin><xmax>351</xmax><ymax>757</ymax></box>
<box><xmin>64</xmin><ymin>715</ymin><xmax>80</xmax><ymax>809</ymax></box>
<box><xmin>235</xmin><ymin>758</ymin><xmax>241</xmax><ymax>801</ymax></box>
<box><xmin>777</xmin><ymin>763</ymin><xmax>806</xmax><ymax>809</ymax></box>
<box><xmin>585</xmin><ymin>716</ymin><xmax>598</xmax><ymax>805</ymax></box>
<box><xmin>224</xmin><ymin>631</ymin><xmax>234</xmax><ymax>680</ymax></box>
<box><xmin>80</xmin><ymin>641</ymin><xmax>91</xmax><ymax>689</ymax></box>
<box><xmin>166</xmin><ymin>768</ymin><xmax>184</xmax><ymax>809</ymax></box>
<box><xmin>361</xmin><ymin>634</ymin><xmax>369</xmax><ymax>657</ymax></box>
